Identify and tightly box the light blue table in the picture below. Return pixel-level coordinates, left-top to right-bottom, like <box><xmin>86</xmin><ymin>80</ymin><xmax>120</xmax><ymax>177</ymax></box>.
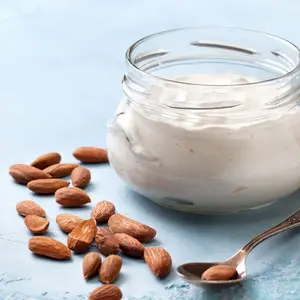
<box><xmin>1</xmin><ymin>1</ymin><xmax>300</xmax><ymax>299</ymax></box>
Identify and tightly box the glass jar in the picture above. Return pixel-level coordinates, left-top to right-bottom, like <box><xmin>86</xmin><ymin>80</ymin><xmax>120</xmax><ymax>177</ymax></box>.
<box><xmin>107</xmin><ymin>27</ymin><xmax>300</xmax><ymax>213</ymax></box>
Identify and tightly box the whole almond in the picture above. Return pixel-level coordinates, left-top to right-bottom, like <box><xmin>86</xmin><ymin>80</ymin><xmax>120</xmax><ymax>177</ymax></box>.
<box><xmin>99</xmin><ymin>255</ymin><xmax>122</xmax><ymax>284</ymax></box>
<box><xmin>83</xmin><ymin>252</ymin><xmax>102</xmax><ymax>279</ymax></box>
<box><xmin>24</xmin><ymin>215</ymin><xmax>49</xmax><ymax>234</ymax></box>
<box><xmin>95</xmin><ymin>227</ymin><xmax>120</xmax><ymax>256</ymax></box>
<box><xmin>43</xmin><ymin>163</ymin><xmax>79</xmax><ymax>178</ymax></box>
<box><xmin>55</xmin><ymin>187</ymin><xmax>91</xmax><ymax>207</ymax></box>
<box><xmin>73</xmin><ymin>147</ymin><xmax>108</xmax><ymax>163</ymax></box>
<box><xmin>56</xmin><ymin>213</ymin><xmax>84</xmax><ymax>233</ymax></box>
<box><xmin>31</xmin><ymin>152</ymin><xmax>61</xmax><ymax>169</ymax></box>
<box><xmin>108</xmin><ymin>214</ymin><xmax>156</xmax><ymax>242</ymax></box>
<box><xmin>67</xmin><ymin>218</ymin><xmax>97</xmax><ymax>252</ymax></box>
<box><xmin>91</xmin><ymin>201</ymin><xmax>115</xmax><ymax>223</ymax></box>
<box><xmin>28</xmin><ymin>236</ymin><xmax>71</xmax><ymax>260</ymax></box>
<box><xmin>9</xmin><ymin>164</ymin><xmax>51</xmax><ymax>184</ymax></box>
<box><xmin>16</xmin><ymin>200</ymin><xmax>46</xmax><ymax>217</ymax></box>
<box><xmin>144</xmin><ymin>247</ymin><xmax>172</xmax><ymax>278</ymax></box>
<box><xmin>89</xmin><ymin>285</ymin><xmax>122</xmax><ymax>300</ymax></box>
<box><xmin>201</xmin><ymin>265</ymin><xmax>238</xmax><ymax>281</ymax></box>
<box><xmin>71</xmin><ymin>166</ymin><xmax>91</xmax><ymax>188</ymax></box>
<box><xmin>27</xmin><ymin>179</ymin><xmax>69</xmax><ymax>194</ymax></box>
<box><xmin>115</xmin><ymin>233</ymin><xmax>144</xmax><ymax>258</ymax></box>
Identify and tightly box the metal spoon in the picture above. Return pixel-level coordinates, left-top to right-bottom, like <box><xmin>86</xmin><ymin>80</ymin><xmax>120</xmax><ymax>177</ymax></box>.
<box><xmin>177</xmin><ymin>209</ymin><xmax>300</xmax><ymax>286</ymax></box>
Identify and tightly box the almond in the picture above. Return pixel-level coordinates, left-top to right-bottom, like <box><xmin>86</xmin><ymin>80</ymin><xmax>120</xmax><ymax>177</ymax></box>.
<box><xmin>43</xmin><ymin>163</ymin><xmax>79</xmax><ymax>178</ymax></box>
<box><xmin>144</xmin><ymin>247</ymin><xmax>172</xmax><ymax>278</ymax></box>
<box><xmin>28</xmin><ymin>236</ymin><xmax>71</xmax><ymax>260</ymax></box>
<box><xmin>108</xmin><ymin>214</ymin><xmax>156</xmax><ymax>242</ymax></box>
<box><xmin>67</xmin><ymin>218</ymin><xmax>97</xmax><ymax>252</ymax></box>
<box><xmin>24</xmin><ymin>215</ymin><xmax>49</xmax><ymax>234</ymax></box>
<box><xmin>99</xmin><ymin>255</ymin><xmax>122</xmax><ymax>284</ymax></box>
<box><xmin>95</xmin><ymin>227</ymin><xmax>120</xmax><ymax>256</ymax></box>
<box><xmin>89</xmin><ymin>285</ymin><xmax>122</xmax><ymax>300</ymax></box>
<box><xmin>31</xmin><ymin>152</ymin><xmax>61</xmax><ymax>169</ymax></box>
<box><xmin>115</xmin><ymin>233</ymin><xmax>144</xmax><ymax>258</ymax></box>
<box><xmin>201</xmin><ymin>265</ymin><xmax>238</xmax><ymax>281</ymax></box>
<box><xmin>56</xmin><ymin>213</ymin><xmax>84</xmax><ymax>233</ymax></box>
<box><xmin>71</xmin><ymin>166</ymin><xmax>91</xmax><ymax>188</ymax></box>
<box><xmin>73</xmin><ymin>147</ymin><xmax>108</xmax><ymax>163</ymax></box>
<box><xmin>55</xmin><ymin>187</ymin><xmax>91</xmax><ymax>207</ymax></box>
<box><xmin>9</xmin><ymin>164</ymin><xmax>51</xmax><ymax>184</ymax></box>
<box><xmin>91</xmin><ymin>201</ymin><xmax>115</xmax><ymax>223</ymax></box>
<box><xmin>27</xmin><ymin>178</ymin><xmax>69</xmax><ymax>194</ymax></box>
<box><xmin>83</xmin><ymin>252</ymin><xmax>102</xmax><ymax>279</ymax></box>
<box><xmin>16</xmin><ymin>200</ymin><xmax>46</xmax><ymax>217</ymax></box>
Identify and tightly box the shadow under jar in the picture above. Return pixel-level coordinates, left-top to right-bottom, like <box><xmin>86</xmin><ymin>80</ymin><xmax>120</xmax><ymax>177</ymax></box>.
<box><xmin>107</xmin><ymin>27</ymin><xmax>300</xmax><ymax>213</ymax></box>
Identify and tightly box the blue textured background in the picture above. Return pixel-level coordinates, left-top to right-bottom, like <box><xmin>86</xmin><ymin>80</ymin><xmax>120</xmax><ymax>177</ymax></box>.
<box><xmin>1</xmin><ymin>1</ymin><xmax>300</xmax><ymax>299</ymax></box>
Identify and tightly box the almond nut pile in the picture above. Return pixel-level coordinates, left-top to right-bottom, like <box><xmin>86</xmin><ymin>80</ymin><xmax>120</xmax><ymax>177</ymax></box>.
<box><xmin>10</xmin><ymin>147</ymin><xmax>172</xmax><ymax>300</ymax></box>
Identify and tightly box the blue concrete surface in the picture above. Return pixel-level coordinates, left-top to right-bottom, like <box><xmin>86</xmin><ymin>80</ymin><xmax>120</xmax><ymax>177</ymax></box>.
<box><xmin>1</xmin><ymin>0</ymin><xmax>300</xmax><ymax>299</ymax></box>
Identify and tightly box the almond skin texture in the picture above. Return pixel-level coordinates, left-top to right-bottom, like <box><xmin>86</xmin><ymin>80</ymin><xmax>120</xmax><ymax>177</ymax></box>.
<box><xmin>108</xmin><ymin>214</ymin><xmax>156</xmax><ymax>242</ymax></box>
<box><xmin>73</xmin><ymin>147</ymin><xmax>108</xmax><ymax>163</ymax></box>
<box><xmin>91</xmin><ymin>201</ymin><xmax>115</xmax><ymax>223</ymax></box>
<box><xmin>99</xmin><ymin>255</ymin><xmax>122</xmax><ymax>284</ymax></box>
<box><xmin>201</xmin><ymin>265</ymin><xmax>238</xmax><ymax>281</ymax></box>
<box><xmin>71</xmin><ymin>166</ymin><xmax>91</xmax><ymax>188</ymax></box>
<box><xmin>56</xmin><ymin>213</ymin><xmax>84</xmax><ymax>233</ymax></box>
<box><xmin>28</xmin><ymin>236</ymin><xmax>71</xmax><ymax>260</ymax></box>
<box><xmin>67</xmin><ymin>218</ymin><xmax>97</xmax><ymax>252</ymax></box>
<box><xmin>24</xmin><ymin>215</ymin><xmax>49</xmax><ymax>234</ymax></box>
<box><xmin>31</xmin><ymin>152</ymin><xmax>61</xmax><ymax>169</ymax></box>
<box><xmin>16</xmin><ymin>200</ymin><xmax>46</xmax><ymax>217</ymax></box>
<box><xmin>89</xmin><ymin>285</ymin><xmax>122</xmax><ymax>300</ymax></box>
<box><xmin>95</xmin><ymin>227</ymin><xmax>120</xmax><ymax>256</ymax></box>
<box><xmin>43</xmin><ymin>163</ymin><xmax>79</xmax><ymax>178</ymax></box>
<box><xmin>115</xmin><ymin>233</ymin><xmax>144</xmax><ymax>258</ymax></box>
<box><xmin>83</xmin><ymin>252</ymin><xmax>102</xmax><ymax>279</ymax></box>
<box><xmin>9</xmin><ymin>164</ymin><xmax>51</xmax><ymax>184</ymax></box>
<box><xmin>27</xmin><ymin>178</ymin><xmax>70</xmax><ymax>194</ymax></box>
<box><xmin>55</xmin><ymin>187</ymin><xmax>91</xmax><ymax>207</ymax></box>
<box><xmin>144</xmin><ymin>247</ymin><xmax>172</xmax><ymax>278</ymax></box>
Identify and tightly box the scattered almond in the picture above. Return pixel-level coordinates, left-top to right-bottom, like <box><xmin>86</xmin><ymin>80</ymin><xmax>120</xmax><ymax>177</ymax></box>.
<box><xmin>108</xmin><ymin>214</ymin><xmax>156</xmax><ymax>242</ymax></box>
<box><xmin>28</xmin><ymin>236</ymin><xmax>71</xmax><ymax>260</ymax></box>
<box><xmin>144</xmin><ymin>247</ymin><xmax>172</xmax><ymax>278</ymax></box>
<box><xmin>27</xmin><ymin>178</ymin><xmax>70</xmax><ymax>194</ymax></box>
<box><xmin>99</xmin><ymin>255</ymin><xmax>122</xmax><ymax>284</ymax></box>
<box><xmin>67</xmin><ymin>218</ymin><xmax>97</xmax><ymax>252</ymax></box>
<box><xmin>73</xmin><ymin>147</ymin><xmax>108</xmax><ymax>163</ymax></box>
<box><xmin>31</xmin><ymin>152</ymin><xmax>61</xmax><ymax>169</ymax></box>
<box><xmin>9</xmin><ymin>164</ymin><xmax>51</xmax><ymax>184</ymax></box>
<box><xmin>89</xmin><ymin>285</ymin><xmax>122</xmax><ymax>300</ymax></box>
<box><xmin>201</xmin><ymin>265</ymin><xmax>238</xmax><ymax>281</ymax></box>
<box><xmin>24</xmin><ymin>215</ymin><xmax>49</xmax><ymax>234</ymax></box>
<box><xmin>16</xmin><ymin>200</ymin><xmax>46</xmax><ymax>217</ymax></box>
<box><xmin>82</xmin><ymin>252</ymin><xmax>102</xmax><ymax>279</ymax></box>
<box><xmin>43</xmin><ymin>163</ymin><xmax>79</xmax><ymax>178</ymax></box>
<box><xmin>55</xmin><ymin>187</ymin><xmax>91</xmax><ymax>207</ymax></box>
<box><xmin>91</xmin><ymin>201</ymin><xmax>115</xmax><ymax>223</ymax></box>
<box><xmin>115</xmin><ymin>233</ymin><xmax>144</xmax><ymax>258</ymax></box>
<box><xmin>95</xmin><ymin>227</ymin><xmax>120</xmax><ymax>256</ymax></box>
<box><xmin>56</xmin><ymin>213</ymin><xmax>84</xmax><ymax>233</ymax></box>
<box><xmin>71</xmin><ymin>166</ymin><xmax>91</xmax><ymax>188</ymax></box>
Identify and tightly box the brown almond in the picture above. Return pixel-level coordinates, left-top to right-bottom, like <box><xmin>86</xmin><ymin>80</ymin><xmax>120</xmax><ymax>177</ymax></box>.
<box><xmin>73</xmin><ymin>147</ymin><xmax>108</xmax><ymax>163</ymax></box>
<box><xmin>56</xmin><ymin>213</ymin><xmax>84</xmax><ymax>233</ymax></box>
<box><xmin>115</xmin><ymin>233</ymin><xmax>144</xmax><ymax>258</ymax></box>
<box><xmin>95</xmin><ymin>227</ymin><xmax>120</xmax><ymax>256</ymax></box>
<box><xmin>83</xmin><ymin>252</ymin><xmax>102</xmax><ymax>279</ymax></box>
<box><xmin>91</xmin><ymin>201</ymin><xmax>115</xmax><ymax>223</ymax></box>
<box><xmin>67</xmin><ymin>218</ymin><xmax>97</xmax><ymax>252</ymax></box>
<box><xmin>99</xmin><ymin>255</ymin><xmax>122</xmax><ymax>284</ymax></box>
<box><xmin>55</xmin><ymin>187</ymin><xmax>91</xmax><ymax>207</ymax></box>
<box><xmin>28</xmin><ymin>236</ymin><xmax>71</xmax><ymax>260</ymax></box>
<box><xmin>16</xmin><ymin>200</ymin><xmax>46</xmax><ymax>217</ymax></box>
<box><xmin>89</xmin><ymin>285</ymin><xmax>122</xmax><ymax>300</ymax></box>
<box><xmin>144</xmin><ymin>247</ymin><xmax>172</xmax><ymax>278</ymax></box>
<box><xmin>31</xmin><ymin>152</ymin><xmax>61</xmax><ymax>169</ymax></box>
<box><xmin>43</xmin><ymin>163</ymin><xmax>79</xmax><ymax>178</ymax></box>
<box><xmin>201</xmin><ymin>265</ymin><xmax>238</xmax><ymax>281</ymax></box>
<box><xmin>108</xmin><ymin>214</ymin><xmax>156</xmax><ymax>242</ymax></box>
<box><xmin>27</xmin><ymin>178</ymin><xmax>69</xmax><ymax>194</ymax></box>
<box><xmin>24</xmin><ymin>215</ymin><xmax>49</xmax><ymax>234</ymax></box>
<box><xmin>71</xmin><ymin>166</ymin><xmax>91</xmax><ymax>188</ymax></box>
<box><xmin>9</xmin><ymin>164</ymin><xmax>51</xmax><ymax>184</ymax></box>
